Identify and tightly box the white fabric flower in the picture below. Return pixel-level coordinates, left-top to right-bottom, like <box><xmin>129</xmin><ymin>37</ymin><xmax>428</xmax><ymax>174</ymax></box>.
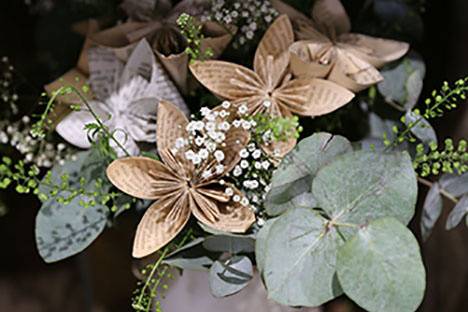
<box><xmin>56</xmin><ymin>39</ymin><xmax>188</xmax><ymax>157</ymax></box>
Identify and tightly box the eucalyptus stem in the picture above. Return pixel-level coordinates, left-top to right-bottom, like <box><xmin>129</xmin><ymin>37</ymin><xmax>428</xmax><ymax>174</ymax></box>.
<box><xmin>417</xmin><ymin>176</ymin><xmax>459</xmax><ymax>205</ymax></box>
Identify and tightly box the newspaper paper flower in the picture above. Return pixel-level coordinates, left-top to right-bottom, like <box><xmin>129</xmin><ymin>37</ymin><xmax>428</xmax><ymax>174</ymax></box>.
<box><xmin>56</xmin><ymin>39</ymin><xmax>188</xmax><ymax>157</ymax></box>
<box><xmin>190</xmin><ymin>15</ymin><xmax>354</xmax><ymax>157</ymax></box>
<box><xmin>271</xmin><ymin>0</ymin><xmax>410</xmax><ymax>92</ymax></box>
<box><xmin>107</xmin><ymin>100</ymin><xmax>255</xmax><ymax>258</ymax></box>
<box><xmin>87</xmin><ymin>0</ymin><xmax>233</xmax><ymax>94</ymax></box>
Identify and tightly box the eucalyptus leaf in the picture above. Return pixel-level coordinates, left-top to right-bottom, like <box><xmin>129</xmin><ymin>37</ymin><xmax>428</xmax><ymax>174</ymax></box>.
<box><xmin>337</xmin><ymin>218</ymin><xmax>426</xmax><ymax>312</ymax></box>
<box><xmin>203</xmin><ymin>235</ymin><xmax>255</xmax><ymax>254</ymax></box>
<box><xmin>255</xmin><ymin>218</ymin><xmax>276</xmax><ymax>275</ymax></box>
<box><xmin>263</xmin><ymin>208</ymin><xmax>343</xmax><ymax>307</ymax></box>
<box><xmin>405</xmin><ymin>111</ymin><xmax>438</xmax><ymax>145</ymax></box>
<box><xmin>440</xmin><ymin>173</ymin><xmax>468</xmax><ymax>197</ymax></box>
<box><xmin>265</xmin><ymin>133</ymin><xmax>352</xmax><ymax>216</ymax></box>
<box><xmin>312</xmin><ymin>151</ymin><xmax>418</xmax><ymax>232</ymax></box>
<box><xmin>164</xmin><ymin>237</ymin><xmax>214</xmax><ymax>271</ymax></box>
<box><xmin>378</xmin><ymin>53</ymin><xmax>425</xmax><ymax>110</ymax></box>
<box><xmin>446</xmin><ymin>195</ymin><xmax>468</xmax><ymax>230</ymax></box>
<box><xmin>420</xmin><ymin>182</ymin><xmax>443</xmax><ymax>241</ymax></box>
<box><xmin>35</xmin><ymin>194</ymin><xmax>108</xmax><ymax>263</ymax></box>
<box><xmin>209</xmin><ymin>256</ymin><xmax>253</xmax><ymax>298</ymax></box>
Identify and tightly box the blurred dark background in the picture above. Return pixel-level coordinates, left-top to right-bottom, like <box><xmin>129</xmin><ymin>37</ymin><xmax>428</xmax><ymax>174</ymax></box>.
<box><xmin>0</xmin><ymin>0</ymin><xmax>467</xmax><ymax>311</ymax></box>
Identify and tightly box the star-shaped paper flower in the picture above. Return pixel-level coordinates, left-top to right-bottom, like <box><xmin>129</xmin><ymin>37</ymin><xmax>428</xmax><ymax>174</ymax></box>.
<box><xmin>190</xmin><ymin>15</ymin><xmax>354</xmax><ymax>157</ymax></box>
<box><xmin>56</xmin><ymin>39</ymin><xmax>188</xmax><ymax>157</ymax></box>
<box><xmin>107</xmin><ymin>100</ymin><xmax>255</xmax><ymax>258</ymax></box>
<box><xmin>271</xmin><ymin>0</ymin><xmax>409</xmax><ymax>92</ymax></box>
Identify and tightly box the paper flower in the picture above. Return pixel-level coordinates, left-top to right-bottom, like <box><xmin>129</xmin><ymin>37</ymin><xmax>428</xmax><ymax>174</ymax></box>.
<box><xmin>106</xmin><ymin>100</ymin><xmax>255</xmax><ymax>258</ymax></box>
<box><xmin>190</xmin><ymin>15</ymin><xmax>354</xmax><ymax>157</ymax></box>
<box><xmin>271</xmin><ymin>0</ymin><xmax>409</xmax><ymax>92</ymax></box>
<box><xmin>56</xmin><ymin>39</ymin><xmax>188</xmax><ymax>157</ymax></box>
<box><xmin>83</xmin><ymin>0</ymin><xmax>233</xmax><ymax>94</ymax></box>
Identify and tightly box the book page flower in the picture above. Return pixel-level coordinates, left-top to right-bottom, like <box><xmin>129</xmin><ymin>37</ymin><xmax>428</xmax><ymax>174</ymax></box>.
<box><xmin>106</xmin><ymin>100</ymin><xmax>255</xmax><ymax>258</ymax></box>
<box><xmin>190</xmin><ymin>15</ymin><xmax>354</xmax><ymax>157</ymax></box>
<box><xmin>56</xmin><ymin>39</ymin><xmax>189</xmax><ymax>157</ymax></box>
<box><xmin>271</xmin><ymin>0</ymin><xmax>410</xmax><ymax>92</ymax></box>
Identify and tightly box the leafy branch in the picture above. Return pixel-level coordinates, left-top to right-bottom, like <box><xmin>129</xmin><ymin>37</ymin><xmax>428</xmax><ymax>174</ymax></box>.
<box><xmin>177</xmin><ymin>13</ymin><xmax>214</xmax><ymax>62</ymax></box>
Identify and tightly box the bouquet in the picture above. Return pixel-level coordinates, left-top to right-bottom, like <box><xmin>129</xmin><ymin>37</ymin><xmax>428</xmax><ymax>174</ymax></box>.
<box><xmin>2</xmin><ymin>0</ymin><xmax>468</xmax><ymax>311</ymax></box>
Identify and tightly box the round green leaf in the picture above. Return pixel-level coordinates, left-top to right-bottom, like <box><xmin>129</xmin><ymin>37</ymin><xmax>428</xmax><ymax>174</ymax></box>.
<box><xmin>35</xmin><ymin>194</ymin><xmax>108</xmax><ymax>263</ymax></box>
<box><xmin>209</xmin><ymin>256</ymin><xmax>253</xmax><ymax>298</ymax></box>
<box><xmin>312</xmin><ymin>151</ymin><xmax>417</xmax><ymax>230</ymax></box>
<box><xmin>255</xmin><ymin>218</ymin><xmax>276</xmax><ymax>275</ymax></box>
<box><xmin>265</xmin><ymin>133</ymin><xmax>352</xmax><ymax>216</ymax></box>
<box><xmin>263</xmin><ymin>208</ymin><xmax>343</xmax><ymax>307</ymax></box>
<box><xmin>337</xmin><ymin>218</ymin><xmax>426</xmax><ymax>312</ymax></box>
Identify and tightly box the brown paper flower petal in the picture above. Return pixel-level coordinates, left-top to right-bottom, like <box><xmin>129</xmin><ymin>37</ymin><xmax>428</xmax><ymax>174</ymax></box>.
<box><xmin>189</xmin><ymin>186</ymin><xmax>255</xmax><ymax>233</ymax></box>
<box><xmin>201</xmin><ymin>21</ymin><xmax>235</xmax><ymax>59</ymax></box>
<box><xmin>133</xmin><ymin>192</ymin><xmax>191</xmax><ymax>258</ymax></box>
<box><xmin>156</xmin><ymin>50</ymin><xmax>190</xmax><ymax>95</ymax></box>
<box><xmin>274</xmin><ymin>78</ymin><xmax>318</xmax><ymax>116</ymax></box>
<box><xmin>255</xmin><ymin>53</ymin><xmax>290</xmax><ymax>96</ymax></box>
<box><xmin>302</xmin><ymin>78</ymin><xmax>354</xmax><ymax>116</ymax></box>
<box><xmin>289</xmin><ymin>41</ymin><xmax>333</xmax><ymax>78</ymax></box>
<box><xmin>329</xmin><ymin>49</ymin><xmax>383</xmax><ymax>92</ymax></box>
<box><xmin>190</xmin><ymin>61</ymin><xmax>264</xmax><ymax>100</ymax></box>
<box><xmin>156</xmin><ymin>100</ymin><xmax>189</xmax><ymax>157</ymax></box>
<box><xmin>339</xmin><ymin>33</ymin><xmax>410</xmax><ymax>68</ymax></box>
<box><xmin>254</xmin><ymin>15</ymin><xmax>294</xmax><ymax>76</ymax></box>
<box><xmin>107</xmin><ymin>156</ymin><xmax>182</xmax><ymax>200</ymax></box>
<box><xmin>311</xmin><ymin>0</ymin><xmax>351</xmax><ymax>37</ymax></box>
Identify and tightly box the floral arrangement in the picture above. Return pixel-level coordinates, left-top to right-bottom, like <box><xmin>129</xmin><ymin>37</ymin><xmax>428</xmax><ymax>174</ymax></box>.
<box><xmin>2</xmin><ymin>0</ymin><xmax>468</xmax><ymax>311</ymax></box>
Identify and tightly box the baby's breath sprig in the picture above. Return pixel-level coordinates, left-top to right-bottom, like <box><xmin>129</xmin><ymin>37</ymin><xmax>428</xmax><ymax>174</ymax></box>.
<box><xmin>177</xmin><ymin>13</ymin><xmax>214</xmax><ymax>62</ymax></box>
<box><xmin>132</xmin><ymin>229</ymin><xmax>195</xmax><ymax>312</ymax></box>
<box><xmin>387</xmin><ymin>78</ymin><xmax>468</xmax><ymax>147</ymax></box>
<box><xmin>202</xmin><ymin>0</ymin><xmax>279</xmax><ymax>50</ymax></box>
<box><xmin>250</xmin><ymin>114</ymin><xmax>302</xmax><ymax>144</ymax></box>
<box><xmin>413</xmin><ymin>139</ymin><xmax>468</xmax><ymax>177</ymax></box>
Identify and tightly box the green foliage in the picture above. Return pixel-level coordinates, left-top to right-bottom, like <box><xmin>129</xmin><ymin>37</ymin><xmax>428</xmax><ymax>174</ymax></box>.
<box><xmin>265</xmin><ymin>133</ymin><xmax>352</xmax><ymax>216</ymax></box>
<box><xmin>177</xmin><ymin>13</ymin><xmax>213</xmax><ymax>62</ymax></box>
<box><xmin>337</xmin><ymin>218</ymin><xmax>426</xmax><ymax>312</ymax></box>
<box><xmin>35</xmin><ymin>193</ymin><xmax>108</xmax><ymax>263</ymax></box>
<box><xmin>414</xmin><ymin>139</ymin><xmax>468</xmax><ymax>177</ymax></box>
<box><xmin>132</xmin><ymin>230</ymin><xmax>194</xmax><ymax>312</ymax></box>
<box><xmin>388</xmin><ymin>78</ymin><xmax>468</xmax><ymax>147</ymax></box>
<box><xmin>251</xmin><ymin>114</ymin><xmax>302</xmax><ymax>143</ymax></box>
<box><xmin>259</xmin><ymin>134</ymin><xmax>424</xmax><ymax>310</ymax></box>
<box><xmin>209</xmin><ymin>255</ymin><xmax>253</xmax><ymax>298</ymax></box>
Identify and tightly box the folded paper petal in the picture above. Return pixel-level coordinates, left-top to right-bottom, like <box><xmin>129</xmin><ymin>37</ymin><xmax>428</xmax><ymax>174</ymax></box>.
<box><xmin>274</xmin><ymin>78</ymin><xmax>320</xmax><ymax>116</ymax></box>
<box><xmin>289</xmin><ymin>41</ymin><xmax>334</xmax><ymax>78</ymax></box>
<box><xmin>88</xmin><ymin>47</ymin><xmax>124</xmax><ymax>100</ymax></box>
<box><xmin>254</xmin><ymin>15</ymin><xmax>294</xmax><ymax>76</ymax></box>
<box><xmin>329</xmin><ymin>50</ymin><xmax>383</xmax><ymax>92</ymax></box>
<box><xmin>133</xmin><ymin>192</ymin><xmax>191</xmax><ymax>258</ymax></box>
<box><xmin>107</xmin><ymin>156</ymin><xmax>182</xmax><ymax>200</ymax></box>
<box><xmin>189</xmin><ymin>185</ymin><xmax>255</xmax><ymax>233</ymax></box>
<box><xmin>339</xmin><ymin>33</ymin><xmax>410</xmax><ymax>68</ymax></box>
<box><xmin>156</xmin><ymin>100</ymin><xmax>189</xmax><ymax>154</ymax></box>
<box><xmin>126</xmin><ymin>98</ymin><xmax>158</xmax><ymax>142</ymax></box>
<box><xmin>120</xmin><ymin>39</ymin><xmax>156</xmax><ymax>85</ymax></box>
<box><xmin>55</xmin><ymin>100</ymin><xmax>109</xmax><ymax>149</ymax></box>
<box><xmin>303</xmin><ymin>78</ymin><xmax>354</xmax><ymax>116</ymax></box>
<box><xmin>311</xmin><ymin>0</ymin><xmax>351</xmax><ymax>37</ymax></box>
<box><xmin>190</xmin><ymin>61</ymin><xmax>264</xmax><ymax>101</ymax></box>
<box><xmin>109</xmin><ymin>129</ymin><xmax>141</xmax><ymax>157</ymax></box>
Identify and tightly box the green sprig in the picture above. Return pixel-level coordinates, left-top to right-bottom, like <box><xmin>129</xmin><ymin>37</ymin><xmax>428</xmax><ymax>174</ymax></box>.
<box><xmin>177</xmin><ymin>13</ymin><xmax>214</xmax><ymax>62</ymax></box>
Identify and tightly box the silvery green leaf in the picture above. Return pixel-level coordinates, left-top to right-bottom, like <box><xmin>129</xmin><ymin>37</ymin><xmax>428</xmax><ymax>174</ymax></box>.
<box><xmin>263</xmin><ymin>208</ymin><xmax>343</xmax><ymax>307</ymax></box>
<box><xmin>203</xmin><ymin>235</ymin><xmax>255</xmax><ymax>254</ymax></box>
<box><xmin>405</xmin><ymin>71</ymin><xmax>423</xmax><ymax>110</ymax></box>
<box><xmin>209</xmin><ymin>256</ymin><xmax>253</xmax><ymax>298</ymax></box>
<box><xmin>378</xmin><ymin>53</ymin><xmax>425</xmax><ymax>109</ymax></box>
<box><xmin>35</xmin><ymin>194</ymin><xmax>108</xmax><ymax>263</ymax></box>
<box><xmin>420</xmin><ymin>182</ymin><xmax>443</xmax><ymax>241</ymax></box>
<box><xmin>405</xmin><ymin>111</ymin><xmax>438</xmax><ymax>145</ymax></box>
<box><xmin>337</xmin><ymin>218</ymin><xmax>426</xmax><ymax>312</ymax></box>
<box><xmin>164</xmin><ymin>238</ymin><xmax>213</xmax><ymax>271</ymax></box>
<box><xmin>265</xmin><ymin>133</ymin><xmax>352</xmax><ymax>216</ymax></box>
<box><xmin>255</xmin><ymin>218</ymin><xmax>277</xmax><ymax>276</ymax></box>
<box><xmin>446</xmin><ymin>195</ymin><xmax>468</xmax><ymax>230</ymax></box>
<box><xmin>440</xmin><ymin>173</ymin><xmax>468</xmax><ymax>197</ymax></box>
<box><xmin>312</xmin><ymin>151</ymin><xmax>418</xmax><ymax>233</ymax></box>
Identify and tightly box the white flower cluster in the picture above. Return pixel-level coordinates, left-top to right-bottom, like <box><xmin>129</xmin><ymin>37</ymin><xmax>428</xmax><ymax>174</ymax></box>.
<box><xmin>0</xmin><ymin>116</ymin><xmax>75</xmax><ymax>168</ymax></box>
<box><xmin>202</xmin><ymin>0</ymin><xmax>278</xmax><ymax>48</ymax></box>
